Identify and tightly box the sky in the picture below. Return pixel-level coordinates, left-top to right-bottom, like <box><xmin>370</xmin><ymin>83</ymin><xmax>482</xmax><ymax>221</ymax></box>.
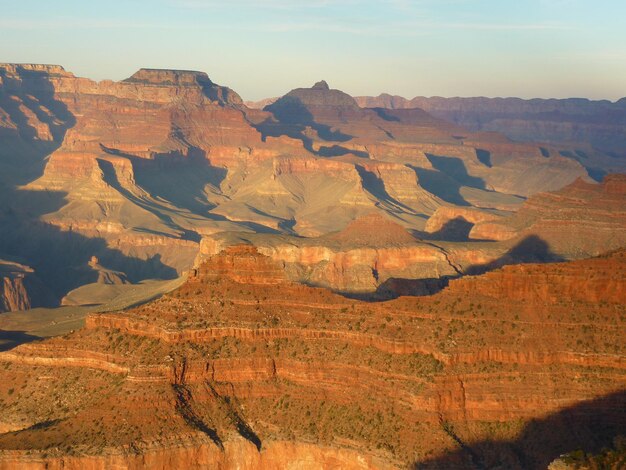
<box><xmin>1</xmin><ymin>0</ymin><xmax>625</xmax><ymax>101</ymax></box>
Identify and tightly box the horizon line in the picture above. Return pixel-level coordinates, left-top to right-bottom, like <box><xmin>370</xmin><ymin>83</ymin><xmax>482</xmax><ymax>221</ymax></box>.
<box><xmin>1</xmin><ymin>62</ymin><xmax>623</xmax><ymax>104</ymax></box>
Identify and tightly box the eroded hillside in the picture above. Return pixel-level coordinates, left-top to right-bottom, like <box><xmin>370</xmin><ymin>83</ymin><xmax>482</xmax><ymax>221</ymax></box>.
<box><xmin>0</xmin><ymin>247</ymin><xmax>623</xmax><ymax>469</ymax></box>
<box><xmin>1</xmin><ymin>63</ymin><xmax>603</xmax><ymax>309</ymax></box>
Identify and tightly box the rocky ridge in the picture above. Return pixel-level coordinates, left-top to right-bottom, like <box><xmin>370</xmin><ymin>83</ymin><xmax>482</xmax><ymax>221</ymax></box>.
<box><xmin>355</xmin><ymin>94</ymin><xmax>626</xmax><ymax>178</ymax></box>
<box><xmin>0</xmin><ymin>64</ymin><xmax>616</xmax><ymax>311</ymax></box>
<box><xmin>0</xmin><ymin>246</ymin><xmax>623</xmax><ymax>468</ymax></box>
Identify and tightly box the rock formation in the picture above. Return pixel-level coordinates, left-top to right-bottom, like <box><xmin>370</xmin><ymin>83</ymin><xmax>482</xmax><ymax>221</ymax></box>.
<box><xmin>0</xmin><ymin>247</ymin><xmax>623</xmax><ymax>468</ymax></box>
<box><xmin>0</xmin><ymin>259</ymin><xmax>54</xmax><ymax>313</ymax></box>
<box><xmin>86</xmin><ymin>256</ymin><xmax>130</xmax><ymax>285</ymax></box>
<box><xmin>1</xmin><ymin>60</ymin><xmax>624</xmax><ymax>469</ymax></box>
<box><xmin>195</xmin><ymin>174</ymin><xmax>625</xmax><ymax>296</ymax></box>
<box><xmin>194</xmin><ymin>214</ymin><xmax>480</xmax><ymax>295</ymax></box>
<box><xmin>469</xmin><ymin>174</ymin><xmax>626</xmax><ymax>257</ymax></box>
<box><xmin>355</xmin><ymin>94</ymin><xmax>626</xmax><ymax>178</ymax></box>
<box><xmin>0</xmin><ymin>63</ymin><xmax>619</xmax><ymax>311</ymax></box>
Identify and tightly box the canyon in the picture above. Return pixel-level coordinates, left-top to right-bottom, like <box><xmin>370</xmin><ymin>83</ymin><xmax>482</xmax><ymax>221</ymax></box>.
<box><xmin>0</xmin><ymin>246</ymin><xmax>624</xmax><ymax>469</ymax></box>
<box><xmin>354</xmin><ymin>94</ymin><xmax>626</xmax><ymax>179</ymax></box>
<box><xmin>0</xmin><ymin>62</ymin><xmax>624</xmax><ymax>469</ymax></box>
<box><xmin>196</xmin><ymin>175</ymin><xmax>626</xmax><ymax>295</ymax></box>
<box><xmin>2</xmin><ymin>62</ymin><xmax>618</xmax><ymax>309</ymax></box>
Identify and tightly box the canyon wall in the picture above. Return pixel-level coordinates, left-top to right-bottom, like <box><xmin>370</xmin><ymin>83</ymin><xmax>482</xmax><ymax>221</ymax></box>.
<box><xmin>0</xmin><ymin>247</ymin><xmax>623</xmax><ymax>468</ymax></box>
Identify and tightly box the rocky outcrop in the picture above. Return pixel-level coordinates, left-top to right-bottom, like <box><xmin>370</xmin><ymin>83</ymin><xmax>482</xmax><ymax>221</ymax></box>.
<box><xmin>447</xmin><ymin>249</ymin><xmax>626</xmax><ymax>304</ymax></box>
<box><xmin>0</xmin><ymin>260</ymin><xmax>54</xmax><ymax>312</ymax></box>
<box><xmin>87</xmin><ymin>256</ymin><xmax>130</xmax><ymax>285</ymax></box>
<box><xmin>190</xmin><ymin>246</ymin><xmax>288</xmax><ymax>285</ymax></box>
<box><xmin>1</xmin><ymin>273</ymin><xmax>30</xmax><ymax>312</ymax></box>
<box><xmin>470</xmin><ymin>174</ymin><xmax>626</xmax><ymax>256</ymax></box>
<box><xmin>0</xmin><ymin>247</ymin><xmax>624</xmax><ymax>468</ymax></box>
<box><xmin>195</xmin><ymin>229</ymin><xmax>478</xmax><ymax>294</ymax></box>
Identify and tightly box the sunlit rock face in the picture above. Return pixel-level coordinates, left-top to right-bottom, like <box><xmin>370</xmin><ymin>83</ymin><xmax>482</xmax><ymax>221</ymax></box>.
<box><xmin>469</xmin><ymin>174</ymin><xmax>626</xmax><ymax>258</ymax></box>
<box><xmin>0</xmin><ymin>247</ymin><xmax>624</xmax><ymax>468</ymax></box>
<box><xmin>0</xmin><ymin>62</ymin><xmax>616</xmax><ymax>312</ymax></box>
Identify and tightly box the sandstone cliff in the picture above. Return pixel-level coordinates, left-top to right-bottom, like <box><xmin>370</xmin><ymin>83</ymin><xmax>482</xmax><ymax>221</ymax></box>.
<box><xmin>0</xmin><ymin>63</ymin><xmax>612</xmax><ymax>310</ymax></box>
<box><xmin>0</xmin><ymin>259</ymin><xmax>54</xmax><ymax>312</ymax></box>
<box><xmin>0</xmin><ymin>247</ymin><xmax>623</xmax><ymax>468</ymax></box>
<box><xmin>469</xmin><ymin>174</ymin><xmax>626</xmax><ymax>257</ymax></box>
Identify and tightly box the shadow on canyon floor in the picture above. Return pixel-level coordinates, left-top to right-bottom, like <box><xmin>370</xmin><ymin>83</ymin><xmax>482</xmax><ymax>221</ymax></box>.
<box><xmin>371</xmin><ymin>107</ymin><xmax>401</xmax><ymax>122</ymax></box>
<box><xmin>410</xmin><ymin>166</ymin><xmax>472</xmax><ymax>206</ymax></box>
<box><xmin>0</xmin><ymin>69</ymin><xmax>187</xmax><ymax>307</ymax></box>
<box><xmin>408</xmin><ymin>153</ymin><xmax>499</xmax><ymax>207</ymax></box>
<box><xmin>413</xmin><ymin>388</ymin><xmax>626</xmax><ymax>470</ymax></box>
<box><xmin>418</xmin><ymin>217</ymin><xmax>477</xmax><ymax>242</ymax></box>
<box><xmin>252</xmin><ymin>96</ymin><xmax>370</xmax><ymax>158</ymax></box>
<box><xmin>369</xmin><ymin>235</ymin><xmax>564</xmax><ymax>300</ymax></box>
<box><xmin>100</xmin><ymin>144</ymin><xmax>282</xmax><ymax>235</ymax></box>
<box><xmin>355</xmin><ymin>164</ymin><xmax>419</xmax><ymax>213</ymax></box>
<box><xmin>475</xmin><ymin>149</ymin><xmax>492</xmax><ymax>168</ymax></box>
<box><xmin>100</xmin><ymin>143</ymin><xmax>225</xmax><ymax>217</ymax></box>
<box><xmin>0</xmin><ymin>330</ymin><xmax>42</xmax><ymax>352</ymax></box>
<box><xmin>426</xmin><ymin>154</ymin><xmax>487</xmax><ymax>190</ymax></box>
<box><xmin>464</xmin><ymin>234</ymin><xmax>565</xmax><ymax>275</ymax></box>
<box><xmin>1</xmin><ymin>185</ymin><xmax>179</xmax><ymax>310</ymax></box>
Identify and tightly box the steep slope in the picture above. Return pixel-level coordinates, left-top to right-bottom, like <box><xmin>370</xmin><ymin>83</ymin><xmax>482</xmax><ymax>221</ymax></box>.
<box><xmin>0</xmin><ymin>247</ymin><xmax>623</xmax><ymax>469</ymax></box>
<box><xmin>469</xmin><ymin>174</ymin><xmax>626</xmax><ymax>257</ymax></box>
<box><xmin>0</xmin><ymin>64</ymin><xmax>600</xmax><ymax>309</ymax></box>
<box><xmin>0</xmin><ymin>259</ymin><xmax>55</xmax><ymax>312</ymax></box>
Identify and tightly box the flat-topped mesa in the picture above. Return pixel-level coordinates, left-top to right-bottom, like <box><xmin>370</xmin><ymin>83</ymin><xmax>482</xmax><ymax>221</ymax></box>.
<box><xmin>124</xmin><ymin>68</ymin><xmax>213</xmax><ymax>87</ymax></box>
<box><xmin>190</xmin><ymin>245</ymin><xmax>289</xmax><ymax>285</ymax></box>
<box><xmin>328</xmin><ymin>212</ymin><xmax>417</xmax><ymax>246</ymax></box>
<box><xmin>123</xmin><ymin>68</ymin><xmax>243</xmax><ymax>106</ymax></box>
<box><xmin>0</xmin><ymin>63</ymin><xmax>76</xmax><ymax>94</ymax></box>
<box><xmin>0</xmin><ymin>63</ymin><xmax>74</xmax><ymax>78</ymax></box>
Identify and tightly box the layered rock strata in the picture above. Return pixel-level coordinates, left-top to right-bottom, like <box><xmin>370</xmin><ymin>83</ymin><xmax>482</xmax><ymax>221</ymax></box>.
<box><xmin>0</xmin><ymin>65</ymin><xmax>599</xmax><ymax>308</ymax></box>
<box><xmin>469</xmin><ymin>174</ymin><xmax>626</xmax><ymax>257</ymax></box>
<box><xmin>0</xmin><ymin>246</ymin><xmax>623</xmax><ymax>468</ymax></box>
<box><xmin>355</xmin><ymin>94</ymin><xmax>626</xmax><ymax>166</ymax></box>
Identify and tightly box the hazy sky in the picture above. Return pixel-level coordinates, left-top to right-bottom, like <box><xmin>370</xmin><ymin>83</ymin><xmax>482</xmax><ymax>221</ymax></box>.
<box><xmin>1</xmin><ymin>0</ymin><xmax>625</xmax><ymax>101</ymax></box>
